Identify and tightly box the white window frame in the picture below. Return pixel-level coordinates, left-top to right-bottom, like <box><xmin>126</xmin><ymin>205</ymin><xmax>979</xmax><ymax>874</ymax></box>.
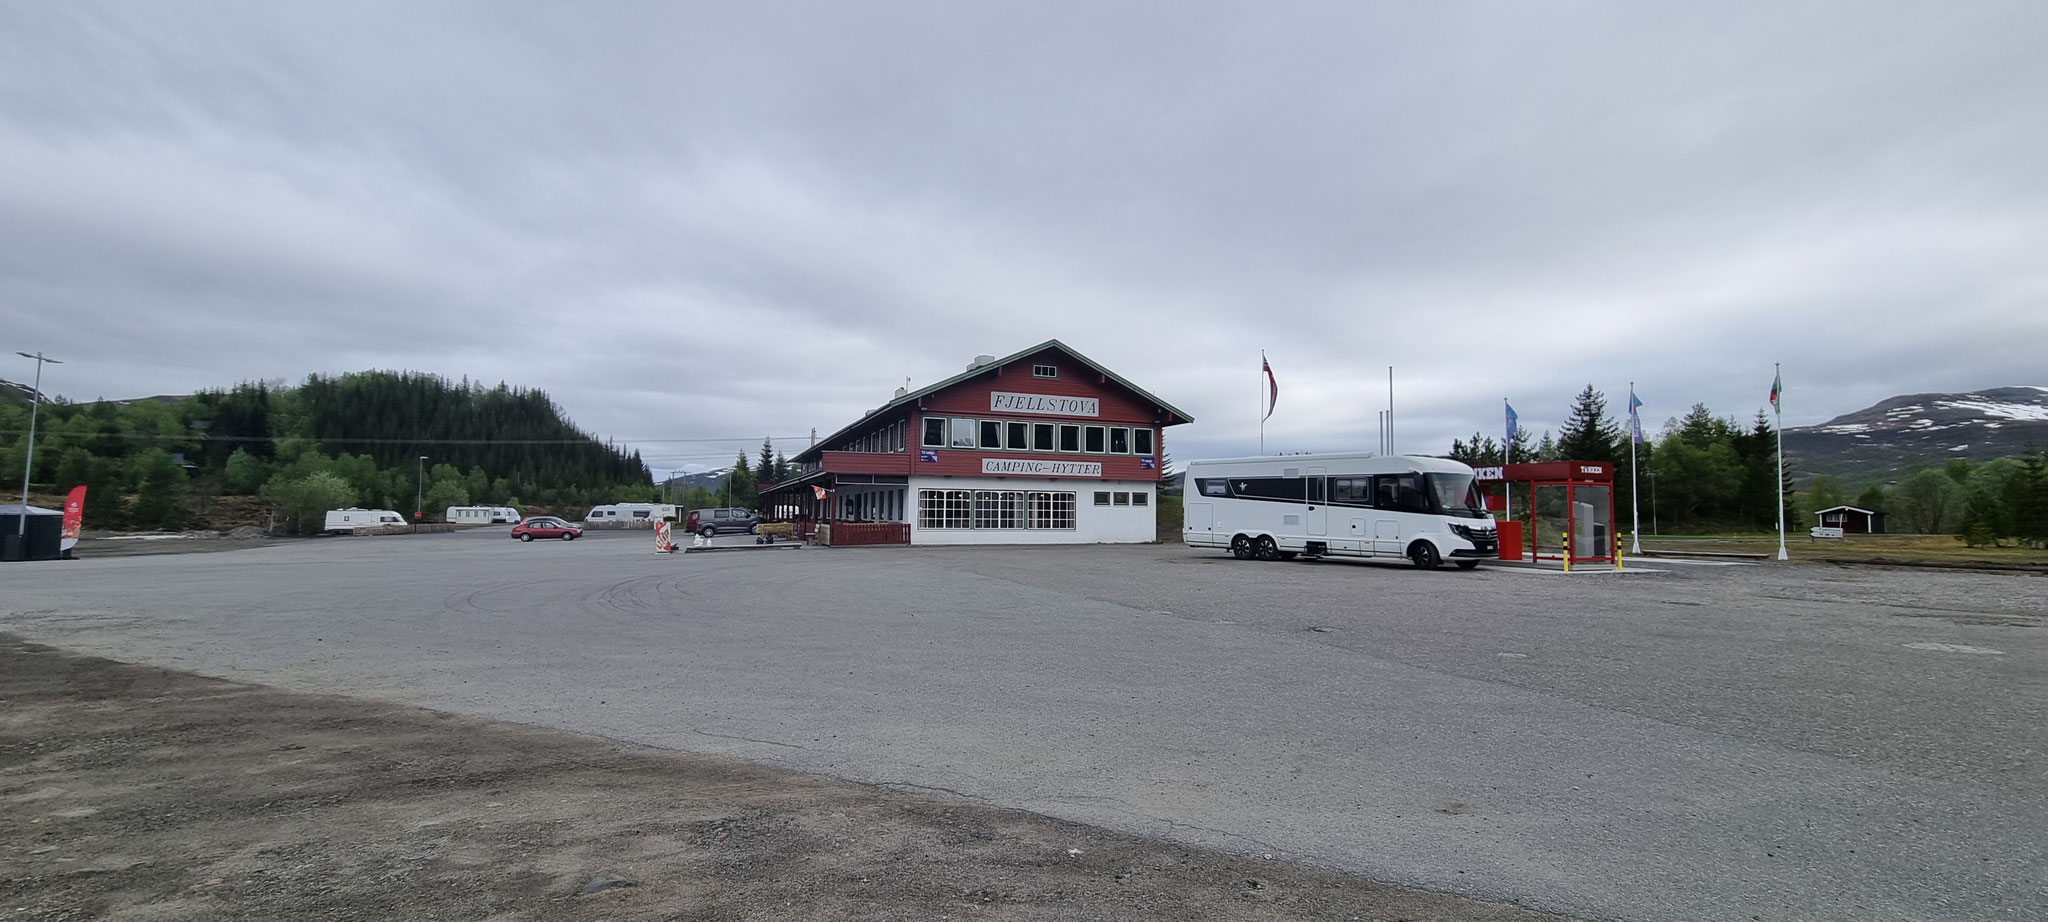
<box><xmin>918</xmin><ymin>489</ymin><xmax>973</xmax><ymax>529</ymax></box>
<box><xmin>979</xmin><ymin>419</ymin><xmax>1003</xmax><ymax>450</ymax></box>
<box><xmin>1132</xmin><ymin>427</ymin><xmax>1154</xmax><ymax>456</ymax></box>
<box><xmin>1093</xmin><ymin>491</ymin><xmax>1111</xmax><ymax>506</ymax></box>
<box><xmin>1058</xmin><ymin>424</ymin><xmax>1081</xmax><ymax>453</ymax></box>
<box><xmin>1032</xmin><ymin>422</ymin><xmax>1056</xmax><ymax>452</ymax></box>
<box><xmin>1006</xmin><ymin>421</ymin><xmax>1030</xmax><ymax>451</ymax></box>
<box><xmin>1084</xmin><ymin>425</ymin><xmax>1106</xmax><ymax>454</ymax></box>
<box><xmin>949</xmin><ymin>417</ymin><xmax>978</xmax><ymax>449</ymax></box>
<box><xmin>1032</xmin><ymin>363</ymin><xmax>1057</xmax><ymax>379</ymax></box>
<box><xmin>922</xmin><ymin>417</ymin><xmax>947</xmax><ymax>448</ymax></box>
<box><xmin>1109</xmin><ymin>427</ymin><xmax>1131</xmax><ymax>454</ymax></box>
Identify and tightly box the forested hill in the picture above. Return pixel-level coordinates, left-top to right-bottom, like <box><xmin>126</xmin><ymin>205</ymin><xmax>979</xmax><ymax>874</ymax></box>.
<box><xmin>275</xmin><ymin>372</ymin><xmax>645</xmax><ymax>489</ymax></box>
<box><xmin>1</xmin><ymin>371</ymin><xmax>652</xmax><ymax>532</ymax></box>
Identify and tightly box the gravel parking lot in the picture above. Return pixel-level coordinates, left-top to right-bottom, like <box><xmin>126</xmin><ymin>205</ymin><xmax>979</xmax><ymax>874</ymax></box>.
<box><xmin>3</xmin><ymin>530</ymin><xmax>2043</xmax><ymax>921</ymax></box>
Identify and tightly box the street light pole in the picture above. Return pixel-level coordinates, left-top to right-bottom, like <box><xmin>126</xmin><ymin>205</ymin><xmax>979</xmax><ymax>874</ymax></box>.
<box><xmin>15</xmin><ymin>352</ymin><xmax>62</xmax><ymax>537</ymax></box>
<box><xmin>416</xmin><ymin>456</ymin><xmax>428</xmax><ymax>522</ymax></box>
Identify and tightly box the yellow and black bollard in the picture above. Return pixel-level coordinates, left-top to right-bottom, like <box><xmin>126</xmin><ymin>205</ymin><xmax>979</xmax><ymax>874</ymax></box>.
<box><xmin>1615</xmin><ymin>534</ymin><xmax>1624</xmax><ymax>571</ymax></box>
<box><xmin>1562</xmin><ymin>531</ymin><xmax>1571</xmax><ymax>573</ymax></box>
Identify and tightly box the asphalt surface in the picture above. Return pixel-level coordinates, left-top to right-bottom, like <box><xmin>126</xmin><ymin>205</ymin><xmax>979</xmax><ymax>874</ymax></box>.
<box><xmin>3</xmin><ymin>529</ymin><xmax>2043</xmax><ymax>922</ymax></box>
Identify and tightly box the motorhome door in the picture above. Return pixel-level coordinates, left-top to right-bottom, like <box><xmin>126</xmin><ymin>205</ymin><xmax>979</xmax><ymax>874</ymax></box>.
<box><xmin>1305</xmin><ymin>466</ymin><xmax>1327</xmax><ymax>536</ymax></box>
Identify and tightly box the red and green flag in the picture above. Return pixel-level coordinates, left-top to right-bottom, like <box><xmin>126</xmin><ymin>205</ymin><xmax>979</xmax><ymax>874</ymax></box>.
<box><xmin>1769</xmin><ymin>369</ymin><xmax>1782</xmax><ymax>413</ymax></box>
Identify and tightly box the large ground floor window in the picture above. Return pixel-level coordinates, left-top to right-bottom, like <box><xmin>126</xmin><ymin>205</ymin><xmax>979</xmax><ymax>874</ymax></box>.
<box><xmin>919</xmin><ymin>489</ymin><xmax>1076</xmax><ymax>530</ymax></box>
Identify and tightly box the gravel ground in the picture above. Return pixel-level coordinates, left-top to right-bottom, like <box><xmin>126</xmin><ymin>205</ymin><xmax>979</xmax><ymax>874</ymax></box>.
<box><xmin>2</xmin><ymin>531</ymin><xmax>2043</xmax><ymax>921</ymax></box>
<box><xmin>0</xmin><ymin>637</ymin><xmax>1576</xmax><ymax>922</ymax></box>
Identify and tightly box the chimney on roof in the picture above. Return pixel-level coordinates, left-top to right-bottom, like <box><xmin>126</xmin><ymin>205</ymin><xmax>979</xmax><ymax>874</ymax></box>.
<box><xmin>966</xmin><ymin>354</ymin><xmax>996</xmax><ymax>371</ymax></box>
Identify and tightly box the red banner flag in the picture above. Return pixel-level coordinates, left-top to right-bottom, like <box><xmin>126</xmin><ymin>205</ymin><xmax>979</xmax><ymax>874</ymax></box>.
<box><xmin>812</xmin><ymin>485</ymin><xmax>827</xmax><ymax>500</ymax></box>
<box><xmin>61</xmin><ymin>485</ymin><xmax>85</xmax><ymax>551</ymax></box>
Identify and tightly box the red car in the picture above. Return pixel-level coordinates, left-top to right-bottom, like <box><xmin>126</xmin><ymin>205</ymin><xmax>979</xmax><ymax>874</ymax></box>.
<box><xmin>511</xmin><ymin>516</ymin><xmax>582</xmax><ymax>542</ymax></box>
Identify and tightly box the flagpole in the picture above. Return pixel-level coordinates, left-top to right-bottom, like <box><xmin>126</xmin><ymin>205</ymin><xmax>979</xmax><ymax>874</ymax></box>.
<box><xmin>1775</xmin><ymin>363</ymin><xmax>1788</xmax><ymax>560</ymax></box>
<box><xmin>1503</xmin><ymin>398</ymin><xmax>1512</xmax><ymax>523</ymax></box>
<box><xmin>1629</xmin><ymin>383</ymin><xmax>1641</xmax><ymax>555</ymax></box>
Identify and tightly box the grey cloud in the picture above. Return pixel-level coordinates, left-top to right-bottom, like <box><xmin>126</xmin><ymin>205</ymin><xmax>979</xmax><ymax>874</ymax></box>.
<box><xmin>3</xmin><ymin>2</ymin><xmax>2043</xmax><ymax>471</ymax></box>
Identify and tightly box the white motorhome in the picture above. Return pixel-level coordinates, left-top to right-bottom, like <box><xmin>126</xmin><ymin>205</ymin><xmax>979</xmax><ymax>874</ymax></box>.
<box><xmin>324</xmin><ymin>508</ymin><xmax>407</xmax><ymax>533</ymax></box>
<box><xmin>1182</xmin><ymin>453</ymin><xmax>1497</xmax><ymax>569</ymax></box>
<box><xmin>445</xmin><ymin>505</ymin><xmax>520</xmax><ymax>525</ymax></box>
<box><xmin>584</xmin><ymin>503</ymin><xmax>677</xmax><ymax>524</ymax></box>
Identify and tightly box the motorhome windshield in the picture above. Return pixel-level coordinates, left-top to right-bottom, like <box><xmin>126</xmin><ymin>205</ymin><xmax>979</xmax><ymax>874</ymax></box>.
<box><xmin>1427</xmin><ymin>473</ymin><xmax>1488</xmax><ymax>518</ymax></box>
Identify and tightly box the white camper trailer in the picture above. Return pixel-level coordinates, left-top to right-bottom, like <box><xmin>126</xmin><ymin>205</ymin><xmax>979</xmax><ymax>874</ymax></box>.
<box><xmin>1182</xmin><ymin>453</ymin><xmax>1497</xmax><ymax>569</ymax></box>
<box><xmin>324</xmin><ymin>508</ymin><xmax>407</xmax><ymax>533</ymax></box>
<box><xmin>445</xmin><ymin>505</ymin><xmax>520</xmax><ymax>525</ymax></box>
<box><xmin>584</xmin><ymin>503</ymin><xmax>677</xmax><ymax>524</ymax></box>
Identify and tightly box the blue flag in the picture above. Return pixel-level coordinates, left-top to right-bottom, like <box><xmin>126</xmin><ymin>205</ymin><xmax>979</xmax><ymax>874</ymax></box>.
<box><xmin>1628</xmin><ymin>388</ymin><xmax>1645</xmax><ymax>445</ymax></box>
<box><xmin>1505</xmin><ymin>402</ymin><xmax>1519</xmax><ymax>445</ymax></box>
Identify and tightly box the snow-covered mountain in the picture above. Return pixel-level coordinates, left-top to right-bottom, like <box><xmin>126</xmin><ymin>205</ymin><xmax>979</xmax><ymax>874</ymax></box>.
<box><xmin>1784</xmin><ymin>386</ymin><xmax>2048</xmax><ymax>482</ymax></box>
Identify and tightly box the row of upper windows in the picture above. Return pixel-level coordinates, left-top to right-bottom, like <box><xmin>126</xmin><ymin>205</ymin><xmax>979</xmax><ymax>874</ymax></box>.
<box><xmin>920</xmin><ymin>417</ymin><xmax>1155</xmax><ymax>456</ymax></box>
<box><xmin>835</xmin><ymin>420</ymin><xmax>909</xmax><ymax>454</ymax></box>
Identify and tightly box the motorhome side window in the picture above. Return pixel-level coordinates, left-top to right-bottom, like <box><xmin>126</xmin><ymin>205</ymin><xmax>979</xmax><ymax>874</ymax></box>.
<box><xmin>1233</xmin><ymin>478</ymin><xmax>1304</xmax><ymax>501</ymax></box>
<box><xmin>1374</xmin><ymin>474</ymin><xmax>1431</xmax><ymax>513</ymax></box>
<box><xmin>1331</xmin><ymin>478</ymin><xmax>1371</xmax><ymax>504</ymax></box>
<box><xmin>1198</xmin><ymin>479</ymin><xmax>1229</xmax><ymax>497</ymax></box>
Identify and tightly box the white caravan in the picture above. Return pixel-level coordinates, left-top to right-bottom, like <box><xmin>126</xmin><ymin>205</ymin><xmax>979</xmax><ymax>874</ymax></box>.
<box><xmin>1182</xmin><ymin>453</ymin><xmax>1498</xmax><ymax>569</ymax></box>
<box><xmin>324</xmin><ymin>508</ymin><xmax>406</xmax><ymax>533</ymax></box>
<box><xmin>445</xmin><ymin>505</ymin><xmax>520</xmax><ymax>525</ymax></box>
<box><xmin>584</xmin><ymin>503</ymin><xmax>677</xmax><ymax>523</ymax></box>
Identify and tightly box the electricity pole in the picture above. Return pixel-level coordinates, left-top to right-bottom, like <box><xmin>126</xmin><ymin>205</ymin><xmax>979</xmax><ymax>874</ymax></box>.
<box><xmin>15</xmin><ymin>352</ymin><xmax>62</xmax><ymax>537</ymax></box>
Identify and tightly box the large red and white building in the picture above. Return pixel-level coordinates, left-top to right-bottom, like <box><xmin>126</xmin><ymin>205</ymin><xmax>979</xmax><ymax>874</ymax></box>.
<box><xmin>760</xmin><ymin>340</ymin><xmax>1193</xmax><ymax>545</ymax></box>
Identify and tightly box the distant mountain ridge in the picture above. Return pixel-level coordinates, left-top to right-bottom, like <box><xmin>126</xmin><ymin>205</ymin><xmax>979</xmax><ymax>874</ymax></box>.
<box><xmin>1785</xmin><ymin>386</ymin><xmax>2048</xmax><ymax>483</ymax></box>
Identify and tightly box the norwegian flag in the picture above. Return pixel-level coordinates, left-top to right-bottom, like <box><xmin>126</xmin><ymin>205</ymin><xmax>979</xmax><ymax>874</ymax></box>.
<box><xmin>1262</xmin><ymin>352</ymin><xmax>1278</xmax><ymax>421</ymax></box>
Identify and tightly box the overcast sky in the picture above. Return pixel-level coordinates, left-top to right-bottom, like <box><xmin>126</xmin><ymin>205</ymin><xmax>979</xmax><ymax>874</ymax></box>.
<box><xmin>3</xmin><ymin>2</ymin><xmax>2043</xmax><ymax>474</ymax></box>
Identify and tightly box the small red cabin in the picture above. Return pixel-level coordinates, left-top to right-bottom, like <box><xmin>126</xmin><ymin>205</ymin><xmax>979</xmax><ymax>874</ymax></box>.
<box><xmin>1813</xmin><ymin>505</ymin><xmax>1885</xmax><ymax>535</ymax></box>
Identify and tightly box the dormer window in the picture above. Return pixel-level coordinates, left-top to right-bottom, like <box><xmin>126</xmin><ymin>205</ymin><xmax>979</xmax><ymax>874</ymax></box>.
<box><xmin>1032</xmin><ymin>364</ymin><xmax>1057</xmax><ymax>379</ymax></box>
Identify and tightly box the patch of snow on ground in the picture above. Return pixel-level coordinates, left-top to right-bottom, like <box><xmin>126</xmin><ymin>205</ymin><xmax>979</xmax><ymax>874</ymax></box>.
<box><xmin>1950</xmin><ymin>444</ymin><xmax>1971</xmax><ymax>451</ymax></box>
<box><xmin>1985</xmin><ymin>423</ymin><xmax>2003</xmax><ymax>429</ymax></box>
<box><xmin>1941</xmin><ymin>399</ymin><xmax>2048</xmax><ymax>421</ymax></box>
<box><xmin>1821</xmin><ymin>422</ymin><xmax>1872</xmax><ymax>433</ymax></box>
<box><xmin>1911</xmin><ymin>419</ymin><xmax>1935</xmax><ymax>427</ymax></box>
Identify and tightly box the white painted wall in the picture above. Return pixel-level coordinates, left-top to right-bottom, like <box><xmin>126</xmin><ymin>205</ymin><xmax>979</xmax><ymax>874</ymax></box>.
<box><xmin>908</xmin><ymin>475</ymin><xmax>1156</xmax><ymax>545</ymax></box>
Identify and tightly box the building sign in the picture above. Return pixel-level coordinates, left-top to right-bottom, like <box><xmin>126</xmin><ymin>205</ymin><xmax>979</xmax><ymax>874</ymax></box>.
<box><xmin>919</xmin><ymin>449</ymin><xmax>938</xmax><ymax>462</ymax></box>
<box><xmin>982</xmin><ymin>459</ymin><xmax>1102</xmax><ymax>477</ymax></box>
<box><xmin>990</xmin><ymin>391</ymin><xmax>1099</xmax><ymax>417</ymax></box>
<box><xmin>1472</xmin><ymin>466</ymin><xmax>1504</xmax><ymax>480</ymax></box>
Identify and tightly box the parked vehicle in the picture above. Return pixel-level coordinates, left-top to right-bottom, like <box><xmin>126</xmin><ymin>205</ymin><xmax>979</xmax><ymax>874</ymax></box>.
<box><xmin>1182</xmin><ymin>453</ymin><xmax>1496</xmax><ymax>569</ymax></box>
<box><xmin>584</xmin><ymin>503</ymin><xmax>677</xmax><ymax>523</ymax></box>
<box><xmin>325</xmin><ymin>508</ymin><xmax>406</xmax><ymax>533</ymax></box>
<box><xmin>684</xmin><ymin>507</ymin><xmax>758</xmax><ymax>538</ymax></box>
<box><xmin>511</xmin><ymin>516</ymin><xmax>583</xmax><ymax>542</ymax></box>
<box><xmin>446</xmin><ymin>505</ymin><xmax>521</xmax><ymax>525</ymax></box>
